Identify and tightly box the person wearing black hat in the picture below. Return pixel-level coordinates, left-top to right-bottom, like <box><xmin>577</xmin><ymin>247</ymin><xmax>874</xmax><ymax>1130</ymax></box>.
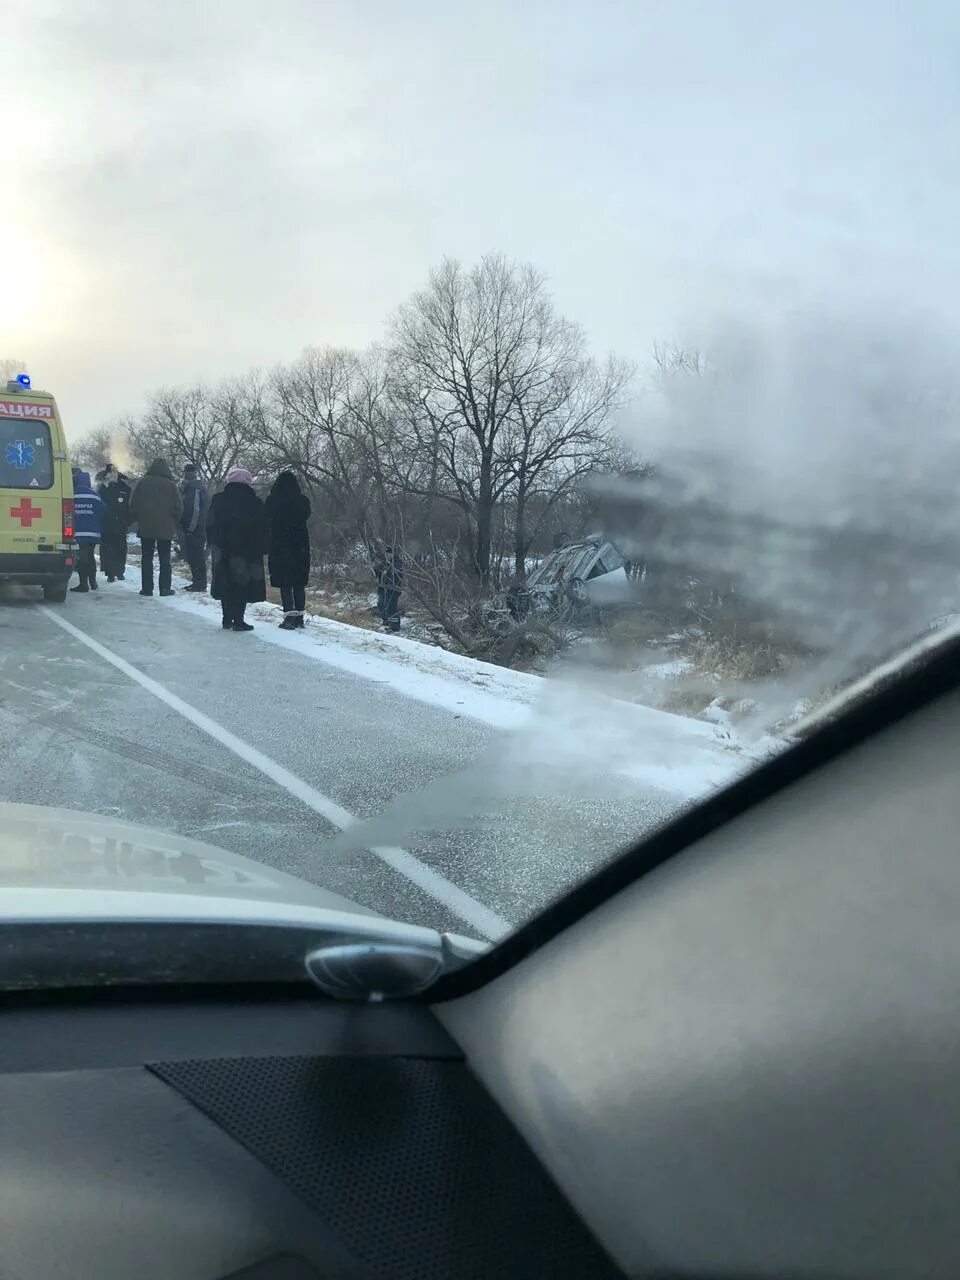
<box><xmin>373</xmin><ymin>543</ymin><xmax>404</xmax><ymax>632</ymax></box>
<box><xmin>96</xmin><ymin>463</ymin><xmax>132</xmax><ymax>581</ymax></box>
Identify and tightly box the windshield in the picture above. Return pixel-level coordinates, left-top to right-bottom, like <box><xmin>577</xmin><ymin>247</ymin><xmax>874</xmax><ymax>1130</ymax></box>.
<box><xmin>0</xmin><ymin>3</ymin><xmax>956</xmax><ymax>982</ymax></box>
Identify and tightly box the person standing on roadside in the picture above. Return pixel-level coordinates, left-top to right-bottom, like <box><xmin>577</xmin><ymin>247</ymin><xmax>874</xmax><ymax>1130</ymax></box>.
<box><xmin>265</xmin><ymin>471</ymin><xmax>311</xmax><ymax>630</ymax></box>
<box><xmin>372</xmin><ymin>544</ymin><xmax>387</xmax><ymax>621</ymax></box>
<box><xmin>96</xmin><ymin>463</ymin><xmax>132</xmax><ymax>582</ymax></box>
<box><xmin>179</xmin><ymin>463</ymin><xmax>208</xmax><ymax>592</ymax></box>
<box><xmin>206</xmin><ymin>467</ymin><xmax>268</xmax><ymax>632</ymax></box>
<box><xmin>70</xmin><ymin>471</ymin><xmax>103</xmax><ymax>593</ymax></box>
<box><xmin>130</xmin><ymin>458</ymin><xmax>182</xmax><ymax>597</ymax></box>
<box><xmin>376</xmin><ymin>543</ymin><xmax>404</xmax><ymax>632</ymax></box>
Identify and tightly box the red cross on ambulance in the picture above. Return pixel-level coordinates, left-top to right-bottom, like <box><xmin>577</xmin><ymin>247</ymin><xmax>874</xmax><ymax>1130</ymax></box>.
<box><xmin>10</xmin><ymin>497</ymin><xmax>43</xmax><ymax>527</ymax></box>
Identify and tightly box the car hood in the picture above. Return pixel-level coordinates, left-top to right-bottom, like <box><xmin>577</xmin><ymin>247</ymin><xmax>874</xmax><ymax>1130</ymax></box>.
<box><xmin>0</xmin><ymin>802</ymin><xmax>378</xmax><ymax>920</ymax></box>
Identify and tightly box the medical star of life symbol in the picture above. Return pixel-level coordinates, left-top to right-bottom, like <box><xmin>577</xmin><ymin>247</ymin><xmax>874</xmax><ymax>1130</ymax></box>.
<box><xmin>5</xmin><ymin>440</ymin><xmax>35</xmax><ymax>470</ymax></box>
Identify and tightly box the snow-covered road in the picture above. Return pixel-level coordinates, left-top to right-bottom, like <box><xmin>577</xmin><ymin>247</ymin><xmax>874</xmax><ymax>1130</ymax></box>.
<box><xmin>0</xmin><ymin>580</ymin><xmax>754</xmax><ymax>940</ymax></box>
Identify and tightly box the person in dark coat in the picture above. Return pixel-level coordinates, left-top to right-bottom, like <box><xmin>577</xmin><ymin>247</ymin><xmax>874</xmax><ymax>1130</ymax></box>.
<box><xmin>206</xmin><ymin>467</ymin><xmax>268</xmax><ymax>632</ymax></box>
<box><xmin>265</xmin><ymin>471</ymin><xmax>312</xmax><ymax>630</ymax></box>
<box><xmin>70</xmin><ymin>471</ymin><xmax>103</xmax><ymax>593</ymax></box>
<box><xmin>179</xmin><ymin>463</ymin><xmax>208</xmax><ymax>592</ymax></box>
<box><xmin>130</xmin><ymin>458</ymin><xmax>183</xmax><ymax>597</ymax></box>
<box><xmin>96</xmin><ymin>463</ymin><xmax>132</xmax><ymax>582</ymax></box>
<box><xmin>374</xmin><ymin>544</ymin><xmax>404</xmax><ymax>632</ymax></box>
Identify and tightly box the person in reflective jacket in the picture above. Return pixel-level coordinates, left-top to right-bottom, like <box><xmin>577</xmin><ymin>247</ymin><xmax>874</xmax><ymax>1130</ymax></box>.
<box><xmin>70</xmin><ymin>471</ymin><xmax>103</xmax><ymax>593</ymax></box>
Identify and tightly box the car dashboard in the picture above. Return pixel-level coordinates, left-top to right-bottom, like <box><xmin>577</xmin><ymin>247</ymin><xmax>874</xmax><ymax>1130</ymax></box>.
<box><xmin>0</xmin><ymin>990</ymin><xmax>622</xmax><ymax>1280</ymax></box>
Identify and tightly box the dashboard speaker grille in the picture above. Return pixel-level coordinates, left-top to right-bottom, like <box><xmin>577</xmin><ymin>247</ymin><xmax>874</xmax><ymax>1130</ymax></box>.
<box><xmin>150</xmin><ymin>1054</ymin><xmax>621</xmax><ymax>1280</ymax></box>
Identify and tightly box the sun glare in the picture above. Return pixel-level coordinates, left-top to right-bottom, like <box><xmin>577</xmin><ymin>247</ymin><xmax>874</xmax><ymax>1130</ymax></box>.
<box><xmin>0</xmin><ymin>216</ymin><xmax>52</xmax><ymax>335</ymax></box>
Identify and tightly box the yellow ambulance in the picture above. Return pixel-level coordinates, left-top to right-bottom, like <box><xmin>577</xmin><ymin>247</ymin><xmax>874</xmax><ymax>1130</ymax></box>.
<box><xmin>0</xmin><ymin>374</ymin><xmax>76</xmax><ymax>602</ymax></box>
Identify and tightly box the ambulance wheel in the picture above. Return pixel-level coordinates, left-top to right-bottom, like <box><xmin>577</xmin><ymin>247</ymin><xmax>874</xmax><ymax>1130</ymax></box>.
<box><xmin>43</xmin><ymin>583</ymin><xmax>69</xmax><ymax>603</ymax></box>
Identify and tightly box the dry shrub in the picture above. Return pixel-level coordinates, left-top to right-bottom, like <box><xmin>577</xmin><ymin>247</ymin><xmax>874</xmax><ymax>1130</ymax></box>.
<box><xmin>602</xmin><ymin>609</ymin><xmax>679</xmax><ymax>650</ymax></box>
<box><xmin>659</xmin><ymin>683</ymin><xmax>720</xmax><ymax>718</ymax></box>
<box><xmin>266</xmin><ymin>582</ymin><xmax>381</xmax><ymax>632</ymax></box>
<box><xmin>688</xmin><ymin>630</ymin><xmax>786</xmax><ymax>681</ymax></box>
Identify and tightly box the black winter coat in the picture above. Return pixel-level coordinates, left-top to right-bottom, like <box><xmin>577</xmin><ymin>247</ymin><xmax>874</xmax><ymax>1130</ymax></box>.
<box><xmin>206</xmin><ymin>483</ymin><xmax>268</xmax><ymax>603</ymax></box>
<box><xmin>265</xmin><ymin>491</ymin><xmax>312</xmax><ymax>588</ymax></box>
<box><xmin>374</xmin><ymin>551</ymin><xmax>404</xmax><ymax>590</ymax></box>
<box><xmin>97</xmin><ymin>476</ymin><xmax>132</xmax><ymax>537</ymax></box>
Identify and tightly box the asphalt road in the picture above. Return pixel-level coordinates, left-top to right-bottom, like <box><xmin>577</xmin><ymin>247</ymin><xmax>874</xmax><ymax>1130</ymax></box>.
<box><xmin>0</xmin><ymin>580</ymin><xmax>680</xmax><ymax>940</ymax></box>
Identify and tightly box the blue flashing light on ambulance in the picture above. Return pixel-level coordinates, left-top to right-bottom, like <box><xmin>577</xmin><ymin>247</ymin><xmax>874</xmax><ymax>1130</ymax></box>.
<box><xmin>0</xmin><ymin>376</ymin><xmax>76</xmax><ymax>602</ymax></box>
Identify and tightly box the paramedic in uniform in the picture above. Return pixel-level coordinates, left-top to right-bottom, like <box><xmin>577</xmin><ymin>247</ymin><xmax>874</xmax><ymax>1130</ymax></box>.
<box><xmin>70</xmin><ymin>471</ymin><xmax>103</xmax><ymax>593</ymax></box>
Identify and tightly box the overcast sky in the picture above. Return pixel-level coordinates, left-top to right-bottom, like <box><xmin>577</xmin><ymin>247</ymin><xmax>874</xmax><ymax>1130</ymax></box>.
<box><xmin>3</xmin><ymin>0</ymin><xmax>958</xmax><ymax>436</ymax></box>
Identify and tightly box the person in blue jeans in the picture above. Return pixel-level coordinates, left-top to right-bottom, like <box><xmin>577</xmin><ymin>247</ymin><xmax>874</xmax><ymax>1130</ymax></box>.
<box><xmin>70</xmin><ymin>471</ymin><xmax>104</xmax><ymax>593</ymax></box>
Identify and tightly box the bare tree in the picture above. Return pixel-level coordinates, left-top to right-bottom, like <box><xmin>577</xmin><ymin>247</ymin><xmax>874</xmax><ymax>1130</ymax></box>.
<box><xmin>399</xmin><ymin>529</ymin><xmax>478</xmax><ymax>652</ymax></box>
<box><xmin>265</xmin><ymin>347</ymin><xmax>376</xmax><ymax>550</ymax></box>
<box><xmin>128</xmin><ymin>380</ymin><xmax>256</xmax><ymax>483</ymax></box>
<box><xmin>390</xmin><ymin>255</ymin><xmax>630</xmax><ymax>586</ymax></box>
<box><xmin>71</xmin><ymin>416</ymin><xmax>142</xmax><ymax>475</ymax></box>
<box><xmin>71</xmin><ymin>425</ymin><xmax>113</xmax><ymax>473</ymax></box>
<box><xmin>504</xmin><ymin>342</ymin><xmax>632</xmax><ymax>581</ymax></box>
<box><xmin>650</xmin><ymin>342</ymin><xmax>707</xmax><ymax>381</ymax></box>
<box><xmin>0</xmin><ymin>358</ymin><xmax>29</xmax><ymax>381</ymax></box>
<box><xmin>390</xmin><ymin>256</ymin><xmax>542</xmax><ymax>586</ymax></box>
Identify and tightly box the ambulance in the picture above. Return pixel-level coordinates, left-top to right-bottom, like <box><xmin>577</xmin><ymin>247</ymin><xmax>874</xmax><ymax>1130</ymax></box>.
<box><xmin>0</xmin><ymin>375</ymin><xmax>76</xmax><ymax>602</ymax></box>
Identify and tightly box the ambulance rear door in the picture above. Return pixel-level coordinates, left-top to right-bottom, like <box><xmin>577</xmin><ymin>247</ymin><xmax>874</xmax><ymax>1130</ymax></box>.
<box><xmin>0</xmin><ymin>400</ymin><xmax>66</xmax><ymax>557</ymax></box>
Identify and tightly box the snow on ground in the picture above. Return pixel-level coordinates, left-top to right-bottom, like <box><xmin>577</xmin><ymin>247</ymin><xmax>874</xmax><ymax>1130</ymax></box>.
<box><xmin>641</xmin><ymin>658</ymin><xmax>694</xmax><ymax>679</ymax></box>
<box><xmin>118</xmin><ymin>566</ymin><xmax>539</xmax><ymax>726</ymax></box>
<box><xmin>115</xmin><ymin>560</ymin><xmax>778</xmax><ymax>801</ymax></box>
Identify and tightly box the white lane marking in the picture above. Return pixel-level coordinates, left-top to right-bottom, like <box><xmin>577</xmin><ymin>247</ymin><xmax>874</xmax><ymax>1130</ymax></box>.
<box><xmin>40</xmin><ymin>606</ymin><xmax>510</xmax><ymax>941</ymax></box>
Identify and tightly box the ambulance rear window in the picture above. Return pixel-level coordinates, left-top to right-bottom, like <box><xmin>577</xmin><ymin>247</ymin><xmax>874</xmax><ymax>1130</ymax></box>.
<box><xmin>0</xmin><ymin>420</ymin><xmax>54</xmax><ymax>490</ymax></box>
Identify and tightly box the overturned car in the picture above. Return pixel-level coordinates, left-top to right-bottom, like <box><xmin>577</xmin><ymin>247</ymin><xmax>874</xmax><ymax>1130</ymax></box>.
<box><xmin>523</xmin><ymin>536</ymin><xmax>631</xmax><ymax>611</ymax></box>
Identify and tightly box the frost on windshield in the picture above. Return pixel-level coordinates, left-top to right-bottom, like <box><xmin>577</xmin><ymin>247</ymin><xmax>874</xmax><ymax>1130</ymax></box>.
<box><xmin>604</xmin><ymin>315</ymin><xmax>960</xmax><ymax>731</ymax></box>
<box><xmin>318</xmin><ymin>303</ymin><xmax>960</xmax><ymax>922</ymax></box>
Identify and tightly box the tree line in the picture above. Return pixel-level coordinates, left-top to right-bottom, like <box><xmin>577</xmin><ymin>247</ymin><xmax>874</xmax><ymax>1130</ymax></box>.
<box><xmin>65</xmin><ymin>277</ymin><xmax>957</xmax><ymax>682</ymax></box>
<box><xmin>74</xmin><ymin>254</ymin><xmax>636</xmax><ymax>589</ymax></box>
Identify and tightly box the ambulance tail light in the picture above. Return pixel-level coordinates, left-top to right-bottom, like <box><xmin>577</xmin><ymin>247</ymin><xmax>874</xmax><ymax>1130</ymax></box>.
<box><xmin>62</xmin><ymin>498</ymin><xmax>75</xmax><ymax>541</ymax></box>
